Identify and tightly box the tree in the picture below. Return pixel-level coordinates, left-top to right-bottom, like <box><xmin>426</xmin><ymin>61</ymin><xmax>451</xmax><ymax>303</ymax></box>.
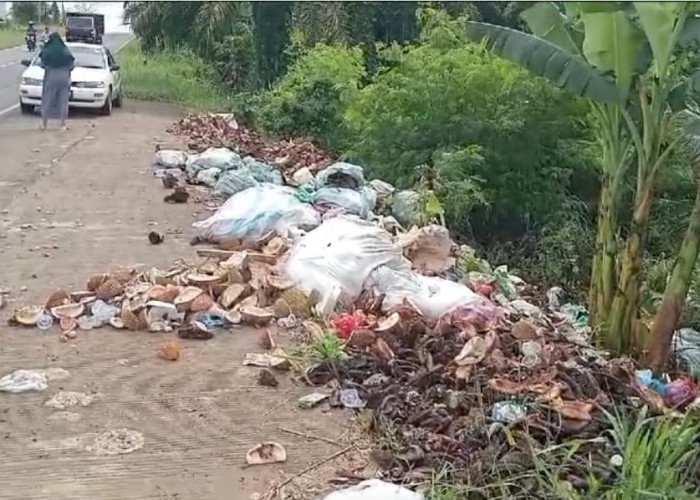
<box><xmin>464</xmin><ymin>2</ymin><xmax>700</xmax><ymax>360</ymax></box>
<box><xmin>11</xmin><ymin>2</ymin><xmax>48</xmax><ymax>24</ymax></box>
<box><xmin>50</xmin><ymin>1</ymin><xmax>60</xmax><ymax>24</ymax></box>
<box><xmin>252</xmin><ymin>1</ymin><xmax>293</xmax><ymax>86</ymax></box>
<box><xmin>73</xmin><ymin>2</ymin><xmax>95</xmax><ymax>14</ymax></box>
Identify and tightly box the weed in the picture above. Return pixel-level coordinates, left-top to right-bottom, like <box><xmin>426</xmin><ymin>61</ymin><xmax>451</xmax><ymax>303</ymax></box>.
<box><xmin>311</xmin><ymin>333</ymin><xmax>347</xmax><ymax>362</ymax></box>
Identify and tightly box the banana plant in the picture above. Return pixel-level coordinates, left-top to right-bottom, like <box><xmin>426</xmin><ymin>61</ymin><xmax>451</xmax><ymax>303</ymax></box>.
<box><xmin>647</xmin><ymin>104</ymin><xmax>700</xmax><ymax>372</ymax></box>
<box><xmin>464</xmin><ymin>2</ymin><xmax>700</xmax><ymax>356</ymax></box>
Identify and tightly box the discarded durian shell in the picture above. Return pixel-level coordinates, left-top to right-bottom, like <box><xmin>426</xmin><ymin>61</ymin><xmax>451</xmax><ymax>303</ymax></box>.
<box><xmin>79</xmin><ymin>295</ymin><xmax>97</xmax><ymax>306</ymax></box>
<box><xmin>267</xmin><ymin>275</ymin><xmax>294</xmax><ymax>291</ymax></box>
<box><xmin>109</xmin><ymin>317</ymin><xmax>125</xmax><ymax>329</ymax></box>
<box><xmin>51</xmin><ymin>303</ymin><xmax>85</xmax><ymax>320</ymax></box>
<box><xmin>70</xmin><ymin>290</ymin><xmax>95</xmax><ymax>301</ymax></box>
<box><xmin>220</xmin><ymin>284</ymin><xmax>246</xmax><ymax>309</ymax></box>
<box><xmin>240</xmin><ymin>306</ymin><xmax>273</xmax><ymax>325</ymax></box>
<box><xmin>124</xmin><ymin>281</ymin><xmax>151</xmax><ymax>299</ymax></box>
<box><xmin>375</xmin><ymin>312</ymin><xmax>401</xmax><ymax>334</ymax></box>
<box><xmin>262</xmin><ymin>237</ymin><xmax>287</xmax><ymax>257</ymax></box>
<box><xmin>12</xmin><ymin>305</ymin><xmax>44</xmax><ymax>326</ymax></box>
<box><xmin>59</xmin><ymin>317</ymin><xmax>78</xmax><ymax>332</ymax></box>
<box><xmin>174</xmin><ymin>286</ymin><xmax>203</xmax><ymax>310</ymax></box>
<box><xmin>109</xmin><ymin>269</ymin><xmax>134</xmax><ymax>284</ymax></box>
<box><xmin>224</xmin><ymin>310</ymin><xmax>242</xmax><ymax>324</ymax></box>
<box><xmin>198</xmin><ymin>261</ymin><xmax>219</xmax><ymax>275</ymax></box>
<box><xmin>147</xmin><ymin>284</ymin><xmax>180</xmax><ymax>303</ymax></box>
<box><xmin>187</xmin><ymin>273</ymin><xmax>224</xmax><ymax>286</ymax></box>
<box><xmin>86</xmin><ymin>274</ymin><xmax>109</xmax><ymax>292</ymax></box>
<box><xmin>236</xmin><ymin>295</ymin><xmax>258</xmax><ymax>310</ymax></box>
<box><xmin>121</xmin><ymin>308</ymin><xmax>143</xmax><ymax>331</ymax></box>
<box><xmin>95</xmin><ymin>279</ymin><xmax>124</xmax><ymax>300</ymax></box>
<box><xmin>45</xmin><ymin>289</ymin><xmax>70</xmax><ymax>309</ymax></box>
<box><xmin>190</xmin><ymin>293</ymin><xmax>214</xmax><ymax>313</ymax></box>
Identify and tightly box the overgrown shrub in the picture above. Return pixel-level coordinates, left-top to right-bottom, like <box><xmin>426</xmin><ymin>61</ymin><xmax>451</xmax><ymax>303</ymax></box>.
<box><xmin>212</xmin><ymin>21</ymin><xmax>259</xmax><ymax>92</ymax></box>
<box><xmin>257</xmin><ymin>44</ymin><xmax>365</xmax><ymax>148</ymax></box>
<box><xmin>342</xmin><ymin>19</ymin><xmax>593</xmax><ymax>244</ymax></box>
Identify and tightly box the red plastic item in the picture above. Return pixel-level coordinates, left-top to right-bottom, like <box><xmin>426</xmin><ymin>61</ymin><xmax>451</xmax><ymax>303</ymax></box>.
<box><xmin>332</xmin><ymin>310</ymin><xmax>367</xmax><ymax>339</ymax></box>
<box><xmin>664</xmin><ymin>377</ymin><xmax>698</xmax><ymax>409</ymax></box>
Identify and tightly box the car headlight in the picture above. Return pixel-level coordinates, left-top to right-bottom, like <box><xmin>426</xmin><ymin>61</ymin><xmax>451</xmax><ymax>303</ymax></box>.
<box><xmin>21</xmin><ymin>77</ymin><xmax>42</xmax><ymax>86</ymax></box>
<box><xmin>73</xmin><ymin>81</ymin><xmax>105</xmax><ymax>89</ymax></box>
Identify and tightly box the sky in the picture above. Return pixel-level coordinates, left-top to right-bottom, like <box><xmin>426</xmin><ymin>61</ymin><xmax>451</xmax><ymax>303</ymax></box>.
<box><xmin>7</xmin><ymin>2</ymin><xmax>130</xmax><ymax>33</ymax></box>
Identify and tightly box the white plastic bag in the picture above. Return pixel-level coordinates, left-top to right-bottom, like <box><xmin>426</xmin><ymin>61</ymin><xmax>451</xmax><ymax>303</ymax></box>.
<box><xmin>368</xmin><ymin>179</ymin><xmax>396</xmax><ymax>200</ymax></box>
<box><xmin>186</xmin><ymin>147</ymin><xmax>242</xmax><ymax>177</ymax></box>
<box><xmin>368</xmin><ymin>265</ymin><xmax>480</xmax><ymax>320</ymax></box>
<box><xmin>192</xmin><ymin>185</ymin><xmax>320</xmax><ymax>244</ymax></box>
<box><xmin>214</xmin><ymin>169</ymin><xmax>258</xmax><ymax>197</ymax></box>
<box><xmin>285</xmin><ymin>217</ymin><xmax>410</xmax><ymax>300</ymax></box>
<box><xmin>316</xmin><ymin>162</ymin><xmax>366</xmax><ymax>189</ymax></box>
<box><xmin>154</xmin><ymin>149</ymin><xmax>188</xmax><ymax>169</ymax></box>
<box><xmin>0</xmin><ymin>369</ymin><xmax>49</xmax><ymax>393</ymax></box>
<box><xmin>313</xmin><ymin>187</ymin><xmax>375</xmax><ymax>218</ymax></box>
<box><xmin>392</xmin><ymin>190</ymin><xmax>422</xmax><ymax>226</ymax></box>
<box><xmin>196</xmin><ymin>167</ymin><xmax>221</xmax><ymax>187</ymax></box>
<box><xmin>324</xmin><ymin>480</ymin><xmax>424</xmax><ymax>500</ymax></box>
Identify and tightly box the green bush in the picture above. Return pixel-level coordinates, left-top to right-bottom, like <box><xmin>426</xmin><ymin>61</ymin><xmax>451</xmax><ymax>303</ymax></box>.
<box><xmin>342</xmin><ymin>36</ymin><xmax>592</xmax><ymax>240</ymax></box>
<box><xmin>257</xmin><ymin>44</ymin><xmax>365</xmax><ymax>148</ymax></box>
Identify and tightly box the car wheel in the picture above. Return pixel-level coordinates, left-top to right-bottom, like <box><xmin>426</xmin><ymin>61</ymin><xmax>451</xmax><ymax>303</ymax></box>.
<box><xmin>113</xmin><ymin>88</ymin><xmax>123</xmax><ymax>108</ymax></box>
<box><xmin>100</xmin><ymin>89</ymin><xmax>112</xmax><ymax>116</ymax></box>
<box><xmin>20</xmin><ymin>102</ymin><xmax>34</xmax><ymax>114</ymax></box>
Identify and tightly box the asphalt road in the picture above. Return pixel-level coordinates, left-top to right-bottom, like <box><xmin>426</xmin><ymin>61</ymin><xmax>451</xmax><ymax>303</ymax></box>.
<box><xmin>0</xmin><ymin>32</ymin><xmax>133</xmax><ymax>120</ymax></box>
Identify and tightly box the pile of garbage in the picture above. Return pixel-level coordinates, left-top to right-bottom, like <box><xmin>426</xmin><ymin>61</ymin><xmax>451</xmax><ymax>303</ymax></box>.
<box><xmin>167</xmin><ymin>113</ymin><xmax>333</xmax><ymax>173</ymax></box>
<box><xmin>7</xmin><ymin>237</ymin><xmax>317</xmax><ymax>342</ymax></box>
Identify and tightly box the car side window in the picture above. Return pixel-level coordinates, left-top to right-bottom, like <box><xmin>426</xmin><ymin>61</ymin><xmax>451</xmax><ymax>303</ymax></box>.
<box><xmin>106</xmin><ymin>50</ymin><xmax>116</xmax><ymax>68</ymax></box>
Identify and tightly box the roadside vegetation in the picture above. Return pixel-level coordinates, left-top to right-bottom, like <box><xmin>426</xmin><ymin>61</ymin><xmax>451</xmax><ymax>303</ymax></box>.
<box><xmin>119</xmin><ymin>43</ymin><xmax>230</xmax><ymax>111</ymax></box>
<box><xmin>0</xmin><ymin>27</ymin><xmax>25</xmax><ymax>50</ymax></box>
<box><xmin>124</xmin><ymin>1</ymin><xmax>700</xmax><ymax>497</ymax></box>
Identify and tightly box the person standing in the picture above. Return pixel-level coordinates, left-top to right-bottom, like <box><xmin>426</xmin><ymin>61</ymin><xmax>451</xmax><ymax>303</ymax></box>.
<box><xmin>39</xmin><ymin>32</ymin><xmax>74</xmax><ymax>131</ymax></box>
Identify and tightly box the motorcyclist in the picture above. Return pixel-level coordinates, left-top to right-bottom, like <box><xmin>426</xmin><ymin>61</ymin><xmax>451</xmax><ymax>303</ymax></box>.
<box><xmin>40</xmin><ymin>26</ymin><xmax>50</xmax><ymax>46</ymax></box>
<box><xmin>25</xmin><ymin>22</ymin><xmax>37</xmax><ymax>51</ymax></box>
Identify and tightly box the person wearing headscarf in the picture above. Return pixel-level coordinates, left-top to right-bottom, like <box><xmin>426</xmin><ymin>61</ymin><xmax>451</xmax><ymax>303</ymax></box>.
<box><xmin>39</xmin><ymin>32</ymin><xmax>74</xmax><ymax>130</ymax></box>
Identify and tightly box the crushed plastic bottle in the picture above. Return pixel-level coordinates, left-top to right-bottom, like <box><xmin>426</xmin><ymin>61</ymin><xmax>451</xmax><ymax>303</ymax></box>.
<box><xmin>339</xmin><ymin>388</ymin><xmax>366</xmax><ymax>409</ymax></box>
<box><xmin>36</xmin><ymin>310</ymin><xmax>53</xmax><ymax>330</ymax></box>
<box><xmin>491</xmin><ymin>401</ymin><xmax>527</xmax><ymax>423</ymax></box>
<box><xmin>91</xmin><ymin>300</ymin><xmax>119</xmax><ymax>326</ymax></box>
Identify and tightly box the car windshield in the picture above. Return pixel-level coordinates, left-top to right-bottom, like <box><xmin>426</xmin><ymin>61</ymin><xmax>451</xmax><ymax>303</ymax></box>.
<box><xmin>32</xmin><ymin>46</ymin><xmax>105</xmax><ymax>69</ymax></box>
<box><xmin>67</xmin><ymin>17</ymin><xmax>93</xmax><ymax>29</ymax></box>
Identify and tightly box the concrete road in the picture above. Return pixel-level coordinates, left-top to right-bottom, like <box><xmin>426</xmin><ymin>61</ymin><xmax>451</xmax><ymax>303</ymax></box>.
<box><xmin>0</xmin><ymin>33</ymin><xmax>133</xmax><ymax>120</ymax></box>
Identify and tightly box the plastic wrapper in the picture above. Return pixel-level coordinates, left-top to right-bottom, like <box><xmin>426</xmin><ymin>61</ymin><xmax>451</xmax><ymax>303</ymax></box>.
<box><xmin>315</xmin><ymin>162</ymin><xmax>366</xmax><ymax>189</ymax></box>
<box><xmin>312</xmin><ymin>187</ymin><xmax>375</xmax><ymax>218</ymax></box>
<box><xmin>185</xmin><ymin>147</ymin><xmax>242</xmax><ymax>177</ymax></box>
<box><xmin>154</xmin><ymin>149</ymin><xmax>188</xmax><ymax>169</ymax></box>
<box><xmin>192</xmin><ymin>185</ymin><xmax>321</xmax><ymax>245</ymax></box>
<box><xmin>367</xmin><ymin>265</ymin><xmax>481</xmax><ymax>321</ymax></box>
<box><xmin>285</xmin><ymin>217</ymin><xmax>409</xmax><ymax>300</ymax></box>
<box><xmin>673</xmin><ymin>328</ymin><xmax>700</xmax><ymax>376</ymax></box>
<box><xmin>392</xmin><ymin>190</ymin><xmax>422</xmax><ymax>226</ymax></box>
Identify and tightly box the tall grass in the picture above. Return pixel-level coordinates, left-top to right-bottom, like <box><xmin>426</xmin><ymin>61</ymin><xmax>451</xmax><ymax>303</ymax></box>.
<box><xmin>118</xmin><ymin>42</ymin><xmax>231</xmax><ymax>111</ymax></box>
<box><xmin>0</xmin><ymin>27</ymin><xmax>24</xmax><ymax>50</ymax></box>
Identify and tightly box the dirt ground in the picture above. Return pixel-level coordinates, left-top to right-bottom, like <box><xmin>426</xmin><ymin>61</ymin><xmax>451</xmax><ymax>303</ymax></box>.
<box><xmin>0</xmin><ymin>102</ymin><xmax>361</xmax><ymax>500</ymax></box>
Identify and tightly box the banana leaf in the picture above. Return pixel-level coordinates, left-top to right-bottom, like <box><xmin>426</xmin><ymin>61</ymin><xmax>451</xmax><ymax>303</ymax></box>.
<box><xmin>464</xmin><ymin>21</ymin><xmax>617</xmax><ymax>103</ymax></box>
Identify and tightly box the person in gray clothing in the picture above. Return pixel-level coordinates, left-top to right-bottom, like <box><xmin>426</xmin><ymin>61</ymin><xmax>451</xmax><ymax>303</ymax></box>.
<box><xmin>38</xmin><ymin>32</ymin><xmax>74</xmax><ymax>130</ymax></box>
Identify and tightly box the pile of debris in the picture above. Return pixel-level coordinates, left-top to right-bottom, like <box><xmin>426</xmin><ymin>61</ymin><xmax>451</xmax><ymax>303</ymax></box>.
<box><xmin>7</xmin><ymin>239</ymin><xmax>316</xmax><ymax>344</ymax></box>
<box><xmin>167</xmin><ymin>113</ymin><xmax>333</xmax><ymax>173</ymax></box>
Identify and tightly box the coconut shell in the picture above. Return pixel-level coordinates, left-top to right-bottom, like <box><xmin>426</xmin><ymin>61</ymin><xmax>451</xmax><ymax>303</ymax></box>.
<box><xmin>190</xmin><ymin>293</ymin><xmax>214</xmax><ymax>313</ymax></box>
<box><xmin>51</xmin><ymin>303</ymin><xmax>85</xmax><ymax>320</ymax></box>
<box><xmin>375</xmin><ymin>312</ymin><xmax>401</xmax><ymax>334</ymax></box>
<box><xmin>45</xmin><ymin>289</ymin><xmax>70</xmax><ymax>309</ymax></box>
<box><xmin>220</xmin><ymin>284</ymin><xmax>246</xmax><ymax>309</ymax></box>
<box><xmin>267</xmin><ymin>275</ymin><xmax>294</xmax><ymax>292</ymax></box>
<box><xmin>109</xmin><ymin>317</ymin><xmax>125</xmax><ymax>329</ymax></box>
<box><xmin>236</xmin><ymin>295</ymin><xmax>258</xmax><ymax>310</ymax></box>
<box><xmin>96</xmin><ymin>279</ymin><xmax>124</xmax><ymax>301</ymax></box>
<box><xmin>280</xmin><ymin>288</ymin><xmax>311</xmax><ymax>318</ymax></box>
<box><xmin>262</xmin><ymin>237</ymin><xmax>287</xmax><ymax>257</ymax></box>
<box><xmin>174</xmin><ymin>286</ymin><xmax>204</xmax><ymax>310</ymax></box>
<box><xmin>109</xmin><ymin>269</ymin><xmax>134</xmax><ymax>284</ymax></box>
<box><xmin>147</xmin><ymin>284</ymin><xmax>180</xmax><ymax>303</ymax></box>
<box><xmin>86</xmin><ymin>274</ymin><xmax>109</xmax><ymax>292</ymax></box>
<box><xmin>187</xmin><ymin>273</ymin><xmax>224</xmax><ymax>286</ymax></box>
<box><xmin>157</xmin><ymin>340</ymin><xmax>181</xmax><ymax>361</ymax></box>
<box><xmin>240</xmin><ymin>306</ymin><xmax>273</xmax><ymax>325</ymax></box>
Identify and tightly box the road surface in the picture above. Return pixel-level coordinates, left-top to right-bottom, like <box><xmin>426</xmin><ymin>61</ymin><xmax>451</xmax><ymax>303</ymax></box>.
<box><xmin>0</xmin><ymin>33</ymin><xmax>133</xmax><ymax>120</ymax></box>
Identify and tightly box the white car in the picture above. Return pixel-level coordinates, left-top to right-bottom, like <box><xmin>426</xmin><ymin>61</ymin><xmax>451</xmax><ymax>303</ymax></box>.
<box><xmin>19</xmin><ymin>42</ymin><xmax>123</xmax><ymax>116</ymax></box>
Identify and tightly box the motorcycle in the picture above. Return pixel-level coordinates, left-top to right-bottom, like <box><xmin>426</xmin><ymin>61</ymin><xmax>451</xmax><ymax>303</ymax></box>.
<box><xmin>26</xmin><ymin>33</ymin><xmax>37</xmax><ymax>51</ymax></box>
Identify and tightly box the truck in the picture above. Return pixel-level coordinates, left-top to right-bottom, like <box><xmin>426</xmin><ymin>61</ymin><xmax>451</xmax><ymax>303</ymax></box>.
<box><xmin>65</xmin><ymin>12</ymin><xmax>105</xmax><ymax>44</ymax></box>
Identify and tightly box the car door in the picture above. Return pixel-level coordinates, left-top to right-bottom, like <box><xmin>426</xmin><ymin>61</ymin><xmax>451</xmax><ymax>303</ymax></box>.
<box><xmin>106</xmin><ymin>49</ymin><xmax>122</xmax><ymax>94</ymax></box>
